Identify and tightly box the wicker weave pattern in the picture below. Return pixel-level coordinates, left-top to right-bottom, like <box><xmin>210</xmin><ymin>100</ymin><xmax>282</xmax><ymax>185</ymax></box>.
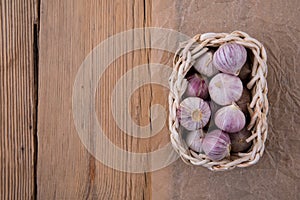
<box><xmin>168</xmin><ymin>31</ymin><xmax>268</xmax><ymax>171</ymax></box>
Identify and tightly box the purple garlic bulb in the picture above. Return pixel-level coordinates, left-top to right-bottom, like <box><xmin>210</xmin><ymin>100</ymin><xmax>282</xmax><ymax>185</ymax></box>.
<box><xmin>202</xmin><ymin>129</ymin><xmax>231</xmax><ymax>161</ymax></box>
<box><xmin>194</xmin><ymin>51</ymin><xmax>219</xmax><ymax>77</ymax></box>
<box><xmin>230</xmin><ymin>127</ymin><xmax>252</xmax><ymax>153</ymax></box>
<box><xmin>184</xmin><ymin>129</ymin><xmax>204</xmax><ymax>153</ymax></box>
<box><xmin>208</xmin><ymin>73</ymin><xmax>243</xmax><ymax>106</ymax></box>
<box><xmin>177</xmin><ymin>97</ymin><xmax>211</xmax><ymax>131</ymax></box>
<box><xmin>213</xmin><ymin>43</ymin><xmax>247</xmax><ymax>76</ymax></box>
<box><xmin>236</xmin><ymin>88</ymin><xmax>251</xmax><ymax>117</ymax></box>
<box><xmin>185</xmin><ymin>74</ymin><xmax>209</xmax><ymax>99</ymax></box>
<box><xmin>238</xmin><ymin>62</ymin><xmax>252</xmax><ymax>83</ymax></box>
<box><xmin>214</xmin><ymin>104</ymin><xmax>246</xmax><ymax>133</ymax></box>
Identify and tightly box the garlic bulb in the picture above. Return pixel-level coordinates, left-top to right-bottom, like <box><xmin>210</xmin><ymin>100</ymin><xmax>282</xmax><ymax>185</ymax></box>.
<box><xmin>184</xmin><ymin>74</ymin><xmax>209</xmax><ymax>99</ymax></box>
<box><xmin>229</xmin><ymin>127</ymin><xmax>252</xmax><ymax>153</ymax></box>
<box><xmin>214</xmin><ymin>104</ymin><xmax>246</xmax><ymax>133</ymax></box>
<box><xmin>177</xmin><ymin>97</ymin><xmax>211</xmax><ymax>131</ymax></box>
<box><xmin>194</xmin><ymin>51</ymin><xmax>219</xmax><ymax>77</ymax></box>
<box><xmin>184</xmin><ymin>129</ymin><xmax>204</xmax><ymax>153</ymax></box>
<box><xmin>238</xmin><ymin>62</ymin><xmax>251</xmax><ymax>83</ymax></box>
<box><xmin>213</xmin><ymin>43</ymin><xmax>247</xmax><ymax>75</ymax></box>
<box><xmin>202</xmin><ymin>129</ymin><xmax>231</xmax><ymax>161</ymax></box>
<box><xmin>208</xmin><ymin>73</ymin><xmax>243</xmax><ymax>106</ymax></box>
<box><xmin>236</xmin><ymin>88</ymin><xmax>251</xmax><ymax>117</ymax></box>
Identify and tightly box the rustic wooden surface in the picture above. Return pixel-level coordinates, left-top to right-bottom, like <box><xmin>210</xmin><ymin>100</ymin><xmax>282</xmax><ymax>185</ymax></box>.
<box><xmin>2</xmin><ymin>0</ymin><xmax>300</xmax><ymax>199</ymax></box>
<box><xmin>0</xmin><ymin>0</ymin><xmax>38</xmax><ymax>199</ymax></box>
<box><xmin>37</xmin><ymin>0</ymin><xmax>154</xmax><ymax>199</ymax></box>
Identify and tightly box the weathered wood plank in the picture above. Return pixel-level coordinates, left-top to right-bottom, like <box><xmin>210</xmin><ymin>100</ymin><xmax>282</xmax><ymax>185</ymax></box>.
<box><xmin>37</xmin><ymin>0</ymin><xmax>153</xmax><ymax>199</ymax></box>
<box><xmin>0</xmin><ymin>0</ymin><xmax>38</xmax><ymax>199</ymax></box>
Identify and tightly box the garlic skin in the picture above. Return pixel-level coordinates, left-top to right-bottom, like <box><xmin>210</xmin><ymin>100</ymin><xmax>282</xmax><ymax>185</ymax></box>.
<box><xmin>194</xmin><ymin>51</ymin><xmax>219</xmax><ymax>77</ymax></box>
<box><xmin>214</xmin><ymin>104</ymin><xmax>246</xmax><ymax>133</ymax></box>
<box><xmin>236</xmin><ymin>88</ymin><xmax>251</xmax><ymax>118</ymax></box>
<box><xmin>184</xmin><ymin>129</ymin><xmax>204</xmax><ymax>153</ymax></box>
<box><xmin>208</xmin><ymin>73</ymin><xmax>243</xmax><ymax>106</ymax></box>
<box><xmin>177</xmin><ymin>97</ymin><xmax>211</xmax><ymax>131</ymax></box>
<box><xmin>202</xmin><ymin>129</ymin><xmax>231</xmax><ymax>161</ymax></box>
<box><xmin>229</xmin><ymin>127</ymin><xmax>252</xmax><ymax>153</ymax></box>
<box><xmin>213</xmin><ymin>43</ymin><xmax>247</xmax><ymax>76</ymax></box>
<box><xmin>238</xmin><ymin>62</ymin><xmax>252</xmax><ymax>83</ymax></box>
<box><xmin>184</xmin><ymin>74</ymin><xmax>209</xmax><ymax>99</ymax></box>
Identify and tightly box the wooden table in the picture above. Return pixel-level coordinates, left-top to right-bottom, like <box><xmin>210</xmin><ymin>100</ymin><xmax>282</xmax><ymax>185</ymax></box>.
<box><xmin>1</xmin><ymin>0</ymin><xmax>300</xmax><ymax>199</ymax></box>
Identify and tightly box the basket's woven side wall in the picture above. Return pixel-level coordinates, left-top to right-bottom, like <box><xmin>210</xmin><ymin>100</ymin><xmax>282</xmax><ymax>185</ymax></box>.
<box><xmin>169</xmin><ymin>31</ymin><xmax>268</xmax><ymax>171</ymax></box>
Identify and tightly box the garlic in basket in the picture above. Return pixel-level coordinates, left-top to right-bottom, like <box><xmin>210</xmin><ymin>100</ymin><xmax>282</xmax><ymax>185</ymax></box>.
<box><xmin>202</xmin><ymin>129</ymin><xmax>231</xmax><ymax>161</ymax></box>
<box><xmin>213</xmin><ymin>43</ymin><xmax>247</xmax><ymax>76</ymax></box>
<box><xmin>184</xmin><ymin>129</ymin><xmax>204</xmax><ymax>153</ymax></box>
<box><xmin>177</xmin><ymin>97</ymin><xmax>211</xmax><ymax>131</ymax></box>
<box><xmin>184</xmin><ymin>74</ymin><xmax>209</xmax><ymax>99</ymax></box>
<box><xmin>214</xmin><ymin>104</ymin><xmax>246</xmax><ymax>133</ymax></box>
<box><xmin>236</xmin><ymin>87</ymin><xmax>251</xmax><ymax>118</ymax></box>
<box><xmin>208</xmin><ymin>73</ymin><xmax>243</xmax><ymax>106</ymax></box>
<box><xmin>229</xmin><ymin>127</ymin><xmax>252</xmax><ymax>153</ymax></box>
<box><xmin>238</xmin><ymin>62</ymin><xmax>252</xmax><ymax>83</ymax></box>
<box><xmin>194</xmin><ymin>51</ymin><xmax>219</xmax><ymax>77</ymax></box>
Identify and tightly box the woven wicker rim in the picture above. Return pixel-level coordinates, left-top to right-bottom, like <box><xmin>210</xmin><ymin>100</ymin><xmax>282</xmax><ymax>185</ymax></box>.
<box><xmin>168</xmin><ymin>31</ymin><xmax>269</xmax><ymax>171</ymax></box>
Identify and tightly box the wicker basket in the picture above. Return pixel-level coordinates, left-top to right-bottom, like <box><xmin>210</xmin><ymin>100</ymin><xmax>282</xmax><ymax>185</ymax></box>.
<box><xmin>168</xmin><ymin>31</ymin><xmax>268</xmax><ymax>171</ymax></box>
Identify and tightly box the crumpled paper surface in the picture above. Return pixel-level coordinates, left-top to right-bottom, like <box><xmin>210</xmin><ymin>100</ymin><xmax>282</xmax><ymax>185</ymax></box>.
<box><xmin>151</xmin><ymin>0</ymin><xmax>300</xmax><ymax>199</ymax></box>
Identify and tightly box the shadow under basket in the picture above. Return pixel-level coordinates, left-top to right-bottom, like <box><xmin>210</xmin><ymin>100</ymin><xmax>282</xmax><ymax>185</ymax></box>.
<box><xmin>168</xmin><ymin>31</ymin><xmax>269</xmax><ymax>171</ymax></box>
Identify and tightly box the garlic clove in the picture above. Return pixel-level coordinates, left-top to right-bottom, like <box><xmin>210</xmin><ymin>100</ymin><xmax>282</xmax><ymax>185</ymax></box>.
<box><xmin>194</xmin><ymin>51</ymin><xmax>219</xmax><ymax>77</ymax></box>
<box><xmin>184</xmin><ymin>74</ymin><xmax>209</xmax><ymax>99</ymax></box>
<box><xmin>229</xmin><ymin>127</ymin><xmax>252</xmax><ymax>153</ymax></box>
<box><xmin>214</xmin><ymin>104</ymin><xmax>246</xmax><ymax>133</ymax></box>
<box><xmin>177</xmin><ymin>97</ymin><xmax>211</xmax><ymax>131</ymax></box>
<box><xmin>202</xmin><ymin>129</ymin><xmax>231</xmax><ymax>161</ymax></box>
<box><xmin>213</xmin><ymin>43</ymin><xmax>247</xmax><ymax>76</ymax></box>
<box><xmin>208</xmin><ymin>73</ymin><xmax>243</xmax><ymax>106</ymax></box>
<box><xmin>184</xmin><ymin>129</ymin><xmax>204</xmax><ymax>153</ymax></box>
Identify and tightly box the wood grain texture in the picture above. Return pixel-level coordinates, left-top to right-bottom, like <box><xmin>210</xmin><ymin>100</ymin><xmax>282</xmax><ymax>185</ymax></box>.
<box><xmin>37</xmin><ymin>0</ymin><xmax>153</xmax><ymax>199</ymax></box>
<box><xmin>0</xmin><ymin>0</ymin><xmax>38</xmax><ymax>199</ymax></box>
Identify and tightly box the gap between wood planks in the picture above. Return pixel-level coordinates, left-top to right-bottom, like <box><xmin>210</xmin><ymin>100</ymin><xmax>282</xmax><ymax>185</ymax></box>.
<box><xmin>33</xmin><ymin>0</ymin><xmax>40</xmax><ymax>199</ymax></box>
